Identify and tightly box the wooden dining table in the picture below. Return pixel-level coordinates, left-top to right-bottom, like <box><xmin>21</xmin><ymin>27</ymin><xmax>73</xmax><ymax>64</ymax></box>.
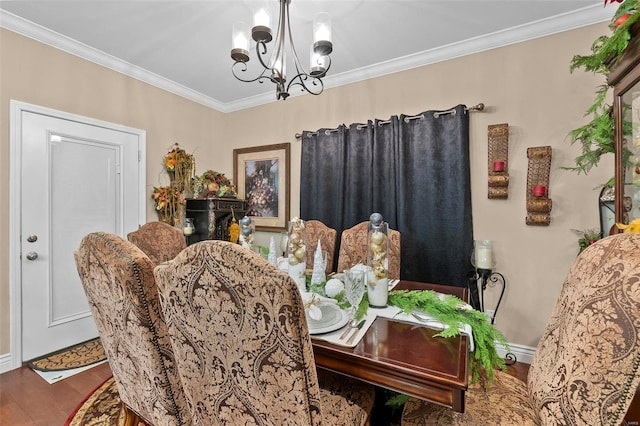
<box><xmin>311</xmin><ymin>280</ymin><xmax>470</xmax><ymax>413</ymax></box>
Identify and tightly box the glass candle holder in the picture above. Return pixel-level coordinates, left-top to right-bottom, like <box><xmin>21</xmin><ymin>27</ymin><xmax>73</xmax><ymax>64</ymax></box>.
<box><xmin>287</xmin><ymin>218</ymin><xmax>307</xmax><ymax>293</ymax></box>
<box><xmin>366</xmin><ymin>212</ymin><xmax>389</xmax><ymax>307</ymax></box>
<box><xmin>472</xmin><ymin>239</ymin><xmax>495</xmax><ymax>270</ymax></box>
<box><xmin>183</xmin><ymin>218</ymin><xmax>195</xmax><ymax>236</ymax></box>
<box><xmin>239</xmin><ymin>216</ymin><xmax>254</xmax><ymax>249</ymax></box>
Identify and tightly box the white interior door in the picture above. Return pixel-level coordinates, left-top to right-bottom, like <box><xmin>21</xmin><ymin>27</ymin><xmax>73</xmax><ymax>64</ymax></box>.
<box><xmin>19</xmin><ymin>108</ymin><xmax>143</xmax><ymax>361</ymax></box>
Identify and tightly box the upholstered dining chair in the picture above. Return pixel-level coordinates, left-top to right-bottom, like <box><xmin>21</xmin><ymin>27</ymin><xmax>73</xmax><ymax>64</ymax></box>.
<box><xmin>337</xmin><ymin>221</ymin><xmax>401</xmax><ymax>279</ymax></box>
<box><xmin>305</xmin><ymin>219</ymin><xmax>337</xmax><ymax>275</ymax></box>
<box><xmin>154</xmin><ymin>240</ymin><xmax>376</xmax><ymax>426</ymax></box>
<box><xmin>74</xmin><ymin>232</ymin><xmax>189</xmax><ymax>426</ymax></box>
<box><xmin>401</xmin><ymin>232</ymin><xmax>640</xmax><ymax>426</ymax></box>
<box><xmin>127</xmin><ymin>221</ymin><xmax>186</xmax><ymax>265</ymax></box>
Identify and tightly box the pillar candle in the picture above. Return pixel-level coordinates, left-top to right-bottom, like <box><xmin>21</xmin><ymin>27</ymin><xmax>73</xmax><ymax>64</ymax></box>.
<box><xmin>474</xmin><ymin>240</ymin><xmax>494</xmax><ymax>269</ymax></box>
<box><xmin>533</xmin><ymin>185</ymin><xmax>547</xmax><ymax>197</ymax></box>
<box><xmin>476</xmin><ymin>248</ymin><xmax>493</xmax><ymax>269</ymax></box>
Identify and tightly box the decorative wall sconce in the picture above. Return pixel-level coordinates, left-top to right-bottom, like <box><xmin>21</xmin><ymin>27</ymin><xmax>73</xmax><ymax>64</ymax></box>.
<box><xmin>468</xmin><ymin>239</ymin><xmax>516</xmax><ymax>364</ymax></box>
<box><xmin>526</xmin><ymin>146</ymin><xmax>552</xmax><ymax>226</ymax></box>
<box><xmin>470</xmin><ymin>240</ymin><xmax>505</xmax><ymax>321</ymax></box>
<box><xmin>487</xmin><ymin>123</ymin><xmax>509</xmax><ymax>199</ymax></box>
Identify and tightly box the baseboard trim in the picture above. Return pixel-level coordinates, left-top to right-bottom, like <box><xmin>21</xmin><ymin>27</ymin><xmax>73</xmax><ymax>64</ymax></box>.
<box><xmin>496</xmin><ymin>341</ymin><xmax>535</xmax><ymax>365</ymax></box>
<box><xmin>0</xmin><ymin>353</ymin><xmax>14</xmax><ymax>374</ymax></box>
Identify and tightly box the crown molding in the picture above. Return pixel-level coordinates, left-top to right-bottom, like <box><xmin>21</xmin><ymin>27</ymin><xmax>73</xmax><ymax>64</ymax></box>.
<box><xmin>1</xmin><ymin>5</ymin><xmax>613</xmax><ymax>113</ymax></box>
<box><xmin>319</xmin><ymin>5</ymin><xmax>613</xmax><ymax>98</ymax></box>
<box><xmin>0</xmin><ymin>10</ymin><xmax>227</xmax><ymax>112</ymax></box>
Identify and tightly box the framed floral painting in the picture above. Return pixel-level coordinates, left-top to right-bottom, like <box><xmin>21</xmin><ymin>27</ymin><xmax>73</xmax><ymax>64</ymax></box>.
<box><xmin>233</xmin><ymin>143</ymin><xmax>290</xmax><ymax>231</ymax></box>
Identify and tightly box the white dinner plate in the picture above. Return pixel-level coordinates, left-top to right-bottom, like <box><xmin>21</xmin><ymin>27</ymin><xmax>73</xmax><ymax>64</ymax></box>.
<box><xmin>306</xmin><ymin>303</ymin><xmax>349</xmax><ymax>335</ymax></box>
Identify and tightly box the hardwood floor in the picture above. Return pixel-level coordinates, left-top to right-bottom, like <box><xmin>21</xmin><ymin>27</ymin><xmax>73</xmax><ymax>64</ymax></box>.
<box><xmin>0</xmin><ymin>361</ymin><xmax>531</xmax><ymax>425</ymax></box>
<box><xmin>0</xmin><ymin>363</ymin><xmax>112</xmax><ymax>425</ymax></box>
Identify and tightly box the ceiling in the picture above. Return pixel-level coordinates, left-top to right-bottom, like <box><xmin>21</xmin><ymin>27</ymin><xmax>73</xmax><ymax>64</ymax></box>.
<box><xmin>0</xmin><ymin>1</ymin><xmax>613</xmax><ymax>113</ymax></box>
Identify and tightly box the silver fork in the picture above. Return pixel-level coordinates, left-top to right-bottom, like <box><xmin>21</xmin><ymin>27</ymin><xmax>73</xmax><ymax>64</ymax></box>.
<box><xmin>344</xmin><ymin>320</ymin><xmax>365</xmax><ymax>344</ymax></box>
<box><xmin>411</xmin><ymin>312</ymin><xmax>440</xmax><ymax>327</ymax></box>
<box><xmin>339</xmin><ymin>321</ymin><xmax>357</xmax><ymax>340</ymax></box>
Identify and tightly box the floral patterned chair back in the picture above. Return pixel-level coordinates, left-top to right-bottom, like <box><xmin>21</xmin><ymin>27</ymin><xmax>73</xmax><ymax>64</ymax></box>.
<box><xmin>527</xmin><ymin>232</ymin><xmax>640</xmax><ymax>424</ymax></box>
<box><xmin>401</xmin><ymin>233</ymin><xmax>640</xmax><ymax>426</ymax></box>
<box><xmin>154</xmin><ymin>240</ymin><xmax>375</xmax><ymax>425</ymax></box>
<box><xmin>337</xmin><ymin>221</ymin><xmax>401</xmax><ymax>279</ymax></box>
<box><xmin>127</xmin><ymin>221</ymin><xmax>186</xmax><ymax>265</ymax></box>
<box><xmin>305</xmin><ymin>220</ymin><xmax>337</xmax><ymax>275</ymax></box>
<box><xmin>74</xmin><ymin>232</ymin><xmax>188</xmax><ymax>426</ymax></box>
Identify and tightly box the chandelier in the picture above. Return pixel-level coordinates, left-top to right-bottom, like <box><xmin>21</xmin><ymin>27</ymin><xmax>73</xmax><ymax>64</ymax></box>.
<box><xmin>230</xmin><ymin>0</ymin><xmax>333</xmax><ymax>100</ymax></box>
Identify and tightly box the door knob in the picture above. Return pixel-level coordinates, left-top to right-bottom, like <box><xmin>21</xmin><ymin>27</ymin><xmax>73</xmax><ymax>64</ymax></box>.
<box><xmin>27</xmin><ymin>235</ymin><xmax>38</xmax><ymax>243</ymax></box>
<box><xmin>26</xmin><ymin>252</ymin><xmax>38</xmax><ymax>261</ymax></box>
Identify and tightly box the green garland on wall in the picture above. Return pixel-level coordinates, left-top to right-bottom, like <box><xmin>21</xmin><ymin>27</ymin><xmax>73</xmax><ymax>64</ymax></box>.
<box><xmin>567</xmin><ymin>0</ymin><xmax>639</xmax><ymax>175</ymax></box>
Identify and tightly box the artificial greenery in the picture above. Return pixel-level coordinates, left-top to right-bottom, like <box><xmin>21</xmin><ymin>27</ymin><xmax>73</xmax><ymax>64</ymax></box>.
<box><xmin>572</xmin><ymin>228</ymin><xmax>603</xmax><ymax>253</ymax></box>
<box><xmin>388</xmin><ymin>290</ymin><xmax>509</xmax><ymax>387</ymax></box>
<box><xmin>305</xmin><ymin>277</ymin><xmax>507</xmax><ymax>386</ymax></box>
<box><xmin>306</xmin><ymin>276</ymin><xmax>369</xmax><ymax>319</ymax></box>
<box><xmin>304</xmin><ymin>278</ymin><xmax>508</xmax><ymax>411</ymax></box>
<box><xmin>385</xmin><ymin>391</ymin><xmax>411</xmax><ymax>411</ymax></box>
<box><xmin>567</xmin><ymin>0</ymin><xmax>638</xmax><ymax>174</ymax></box>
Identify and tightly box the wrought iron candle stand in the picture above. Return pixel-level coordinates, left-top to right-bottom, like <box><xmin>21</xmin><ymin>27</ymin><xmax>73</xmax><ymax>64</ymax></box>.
<box><xmin>471</xmin><ymin>267</ymin><xmax>517</xmax><ymax>365</ymax></box>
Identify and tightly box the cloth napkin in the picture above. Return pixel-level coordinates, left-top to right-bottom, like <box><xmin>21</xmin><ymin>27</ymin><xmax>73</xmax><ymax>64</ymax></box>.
<box><xmin>306</xmin><ymin>279</ymin><xmax>397</xmax><ymax>347</ymax></box>
<box><xmin>310</xmin><ymin>309</ymin><xmax>377</xmax><ymax>348</ymax></box>
<box><xmin>373</xmin><ymin>306</ymin><xmax>475</xmax><ymax>351</ymax></box>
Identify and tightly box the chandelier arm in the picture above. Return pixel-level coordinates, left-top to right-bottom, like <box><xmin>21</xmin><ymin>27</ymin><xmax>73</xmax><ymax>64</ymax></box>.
<box><xmin>231</xmin><ymin>61</ymin><xmax>271</xmax><ymax>84</ymax></box>
<box><xmin>267</xmin><ymin>0</ymin><xmax>292</xmax><ymax>99</ymax></box>
<box><xmin>287</xmin><ymin>73</ymin><xmax>324</xmax><ymax>96</ymax></box>
<box><xmin>255</xmin><ymin>41</ymin><xmax>273</xmax><ymax>73</ymax></box>
<box><xmin>285</xmin><ymin>2</ymin><xmax>312</xmax><ymax>78</ymax></box>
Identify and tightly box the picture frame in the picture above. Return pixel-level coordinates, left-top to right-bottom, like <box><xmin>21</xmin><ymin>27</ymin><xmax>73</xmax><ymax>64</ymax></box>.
<box><xmin>233</xmin><ymin>143</ymin><xmax>290</xmax><ymax>231</ymax></box>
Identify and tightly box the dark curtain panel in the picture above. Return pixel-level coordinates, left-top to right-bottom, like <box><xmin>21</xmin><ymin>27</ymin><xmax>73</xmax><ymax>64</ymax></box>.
<box><xmin>397</xmin><ymin>105</ymin><xmax>473</xmax><ymax>287</ymax></box>
<box><xmin>301</xmin><ymin>105</ymin><xmax>473</xmax><ymax>287</ymax></box>
<box><xmin>300</xmin><ymin>125</ymin><xmax>347</xmax><ymax>232</ymax></box>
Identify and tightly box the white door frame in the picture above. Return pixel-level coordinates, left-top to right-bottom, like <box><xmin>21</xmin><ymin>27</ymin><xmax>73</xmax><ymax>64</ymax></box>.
<box><xmin>8</xmin><ymin>100</ymin><xmax>146</xmax><ymax>370</ymax></box>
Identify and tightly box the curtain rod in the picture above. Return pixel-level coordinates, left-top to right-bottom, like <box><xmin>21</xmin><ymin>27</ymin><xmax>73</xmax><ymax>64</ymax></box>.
<box><xmin>295</xmin><ymin>103</ymin><xmax>485</xmax><ymax>139</ymax></box>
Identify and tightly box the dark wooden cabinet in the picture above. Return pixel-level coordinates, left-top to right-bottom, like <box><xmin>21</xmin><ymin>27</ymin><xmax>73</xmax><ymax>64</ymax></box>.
<box><xmin>609</xmin><ymin>27</ymin><xmax>640</xmax><ymax>228</ymax></box>
<box><xmin>606</xmin><ymin>32</ymin><xmax>640</xmax><ymax>426</ymax></box>
<box><xmin>184</xmin><ymin>198</ymin><xmax>247</xmax><ymax>245</ymax></box>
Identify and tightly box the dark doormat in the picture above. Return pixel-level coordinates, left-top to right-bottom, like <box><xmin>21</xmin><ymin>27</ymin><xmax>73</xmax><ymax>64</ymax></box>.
<box><xmin>27</xmin><ymin>338</ymin><xmax>105</xmax><ymax>372</ymax></box>
<box><xmin>27</xmin><ymin>338</ymin><xmax>107</xmax><ymax>383</ymax></box>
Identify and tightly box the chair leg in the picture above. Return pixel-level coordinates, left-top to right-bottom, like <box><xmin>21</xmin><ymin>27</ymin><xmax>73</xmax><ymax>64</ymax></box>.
<box><xmin>123</xmin><ymin>405</ymin><xmax>141</xmax><ymax>426</ymax></box>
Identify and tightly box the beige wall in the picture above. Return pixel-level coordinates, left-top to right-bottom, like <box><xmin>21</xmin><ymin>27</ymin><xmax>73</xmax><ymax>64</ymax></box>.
<box><xmin>0</xmin><ymin>22</ymin><xmax>612</xmax><ymax>357</ymax></box>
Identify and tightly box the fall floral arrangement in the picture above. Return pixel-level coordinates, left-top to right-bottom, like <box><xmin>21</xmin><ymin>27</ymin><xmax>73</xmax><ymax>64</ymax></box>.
<box><xmin>151</xmin><ymin>185</ymin><xmax>183</xmax><ymax>225</ymax></box>
<box><xmin>152</xmin><ymin>144</ymin><xmax>194</xmax><ymax>225</ymax></box>
<box><xmin>163</xmin><ymin>143</ymin><xmax>195</xmax><ymax>194</ymax></box>
<box><xmin>193</xmin><ymin>170</ymin><xmax>237</xmax><ymax>198</ymax></box>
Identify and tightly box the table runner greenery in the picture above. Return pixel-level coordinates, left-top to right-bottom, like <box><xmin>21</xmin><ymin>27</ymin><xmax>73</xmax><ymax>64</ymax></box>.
<box><xmin>387</xmin><ymin>290</ymin><xmax>509</xmax><ymax>386</ymax></box>
<box><xmin>307</xmin><ymin>276</ymin><xmax>509</xmax><ymax>388</ymax></box>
